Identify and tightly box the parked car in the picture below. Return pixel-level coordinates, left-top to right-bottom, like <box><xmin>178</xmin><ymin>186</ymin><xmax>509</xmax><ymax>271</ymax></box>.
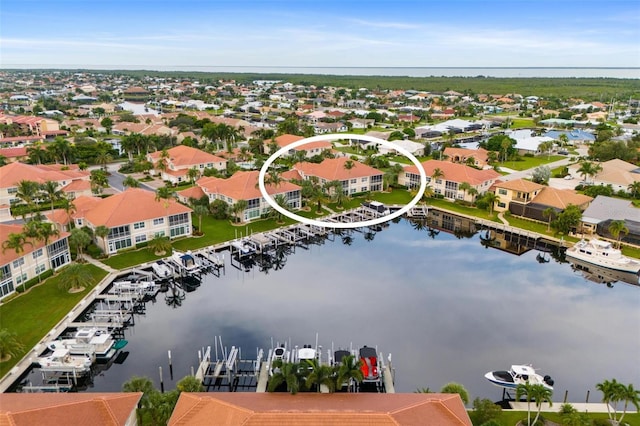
<box><xmin>564</xmin><ymin>175</ymin><xmax>574</xmax><ymax>180</ymax></box>
<box><xmin>558</xmin><ymin>150</ymin><xmax>569</xmax><ymax>155</ymax></box>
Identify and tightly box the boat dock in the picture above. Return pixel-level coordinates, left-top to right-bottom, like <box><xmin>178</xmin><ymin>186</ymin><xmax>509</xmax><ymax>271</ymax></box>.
<box><xmin>195</xmin><ymin>337</ymin><xmax>263</xmax><ymax>392</ymax></box>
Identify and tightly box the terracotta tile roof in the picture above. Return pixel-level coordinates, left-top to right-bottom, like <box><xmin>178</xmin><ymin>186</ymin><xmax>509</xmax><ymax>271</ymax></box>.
<box><xmin>0</xmin><ymin>392</ymin><xmax>142</xmax><ymax>426</ymax></box>
<box><xmin>0</xmin><ymin>163</ymin><xmax>89</xmax><ymax>188</ymax></box>
<box><xmin>268</xmin><ymin>134</ymin><xmax>333</xmax><ymax>152</ymax></box>
<box><xmin>0</xmin><ymin>224</ymin><xmax>69</xmax><ymax>266</ymax></box>
<box><xmin>281</xmin><ymin>169</ymin><xmax>303</xmax><ymax>181</ymax></box>
<box><xmin>197</xmin><ymin>171</ymin><xmax>301</xmax><ymax>201</ymax></box>
<box><xmin>177</xmin><ymin>185</ymin><xmax>206</xmax><ymax>200</ymax></box>
<box><xmin>168</xmin><ymin>393</ymin><xmax>472</xmax><ymax>426</ymax></box>
<box><xmin>294</xmin><ymin>157</ymin><xmax>382</xmax><ymax>181</ymax></box>
<box><xmin>494</xmin><ymin>178</ymin><xmax>545</xmax><ymax>193</ymax></box>
<box><xmin>443</xmin><ymin>147</ymin><xmax>489</xmax><ymax>163</ymax></box>
<box><xmin>149</xmin><ymin>145</ymin><xmax>226</xmax><ymax>169</ymax></box>
<box><xmin>61</xmin><ymin>179</ymin><xmax>91</xmax><ymax>192</ymax></box>
<box><xmin>83</xmin><ymin>188</ymin><xmax>192</xmax><ymax>227</ymax></box>
<box><xmin>533</xmin><ymin>187</ymin><xmax>593</xmax><ymax>209</ymax></box>
<box><xmin>404</xmin><ymin>160</ymin><xmax>500</xmax><ymax>186</ymax></box>
<box><xmin>0</xmin><ymin>147</ymin><xmax>28</xmax><ymax>158</ymax></box>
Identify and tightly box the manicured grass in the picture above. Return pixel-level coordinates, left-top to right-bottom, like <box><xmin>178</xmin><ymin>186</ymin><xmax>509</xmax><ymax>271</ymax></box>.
<box><xmin>369</xmin><ymin>190</ymin><xmax>414</xmax><ymax>205</ymax></box>
<box><xmin>503</xmin><ymin>215</ymin><xmax>580</xmax><ymax>243</ymax></box>
<box><xmin>497</xmin><ymin>410</ymin><xmax>640</xmax><ymax>426</ymax></box>
<box><xmin>427</xmin><ymin>198</ymin><xmax>503</xmax><ymax>222</ymax></box>
<box><xmin>386</xmin><ymin>155</ymin><xmax>432</xmax><ymax>165</ymax></box>
<box><xmin>0</xmin><ymin>264</ymin><xmax>108</xmax><ymax>377</ymax></box>
<box><xmin>511</xmin><ymin>118</ymin><xmax>536</xmax><ymax>128</ymax></box>
<box><xmin>502</xmin><ymin>155</ymin><xmax>565</xmax><ymax>171</ymax></box>
<box><xmin>621</xmin><ymin>244</ymin><xmax>640</xmax><ymax>259</ymax></box>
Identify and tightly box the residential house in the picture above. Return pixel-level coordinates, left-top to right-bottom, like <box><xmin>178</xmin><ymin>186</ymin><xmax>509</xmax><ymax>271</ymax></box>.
<box><xmin>0</xmin><ymin>162</ymin><xmax>91</xmax><ymax>209</ymax></box>
<box><xmin>263</xmin><ymin>134</ymin><xmax>333</xmax><ymax>159</ymax></box>
<box><xmin>147</xmin><ymin>145</ymin><xmax>227</xmax><ymax>184</ymax></box>
<box><xmin>168</xmin><ymin>393</ymin><xmax>472</xmax><ymax>426</ymax></box>
<box><xmin>377</xmin><ymin>139</ymin><xmax>425</xmax><ymax>156</ymax></box>
<box><xmin>1</xmin><ymin>223</ymin><xmax>71</xmax><ymax>300</ymax></box>
<box><xmin>581</xmin><ymin>195</ymin><xmax>640</xmax><ymax>244</ymax></box>
<box><xmin>443</xmin><ymin>147</ymin><xmax>490</xmax><ymax>168</ymax></box>
<box><xmin>348</xmin><ymin>118</ymin><xmax>375</xmax><ymax>129</ymax></box>
<box><xmin>492</xmin><ymin>178</ymin><xmax>592</xmax><ymax>221</ymax></box>
<box><xmin>0</xmin><ymin>393</ymin><xmax>142</xmax><ymax>425</ymax></box>
<box><xmin>55</xmin><ymin>189</ymin><xmax>193</xmax><ymax>254</ymax></box>
<box><xmin>313</xmin><ymin>121</ymin><xmax>348</xmax><ymax>134</ymax></box>
<box><xmin>195</xmin><ymin>171</ymin><xmax>301</xmax><ymax>222</ymax></box>
<box><xmin>567</xmin><ymin>159</ymin><xmax>640</xmax><ymax>192</ymax></box>
<box><xmin>0</xmin><ymin>146</ymin><xmax>28</xmax><ymax>163</ymax></box>
<box><xmin>399</xmin><ymin>160</ymin><xmax>500</xmax><ymax>202</ymax></box>
<box><xmin>0</xmin><ymin>113</ymin><xmax>66</xmax><ymax>139</ymax></box>
<box><xmin>506</xmin><ymin>129</ymin><xmax>554</xmax><ymax>155</ymax></box>
<box><xmin>294</xmin><ymin>157</ymin><xmax>384</xmax><ymax>194</ymax></box>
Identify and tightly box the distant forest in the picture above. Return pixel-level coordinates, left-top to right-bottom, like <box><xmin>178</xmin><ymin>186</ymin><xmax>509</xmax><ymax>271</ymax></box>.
<box><xmin>9</xmin><ymin>69</ymin><xmax>640</xmax><ymax>100</ymax></box>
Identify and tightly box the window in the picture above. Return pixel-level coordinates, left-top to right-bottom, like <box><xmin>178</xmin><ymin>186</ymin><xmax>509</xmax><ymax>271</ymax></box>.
<box><xmin>361</xmin><ymin>177</ymin><xmax>368</xmax><ymax>182</ymax></box>
<box><xmin>7</xmin><ymin>187</ymin><xmax>17</xmax><ymax>194</ymax></box>
<box><xmin>350</xmin><ymin>178</ymin><xmax>357</xmax><ymax>184</ymax></box>
<box><xmin>498</xmin><ymin>202</ymin><xmax>506</xmax><ymax>208</ymax></box>
<box><xmin>153</xmin><ymin>218</ymin><xmax>164</xmax><ymax>225</ymax></box>
<box><xmin>135</xmin><ymin>234</ymin><xmax>147</xmax><ymax>243</ymax></box>
<box><xmin>134</xmin><ymin>221</ymin><xmax>145</xmax><ymax>229</ymax></box>
<box><xmin>35</xmin><ymin>264</ymin><xmax>46</xmax><ymax>274</ymax></box>
<box><xmin>32</xmin><ymin>248</ymin><xmax>43</xmax><ymax>259</ymax></box>
<box><xmin>15</xmin><ymin>273</ymin><xmax>27</xmax><ymax>285</ymax></box>
<box><xmin>12</xmin><ymin>258</ymin><xmax>24</xmax><ymax>268</ymax></box>
<box><xmin>498</xmin><ymin>189</ymin><xmax>508</xmax><ymax>195</ymax></box>
<box><xmin>154</xmin><ymin>231</ymin><xmax>165</xmax><ymax>237</ymax></box>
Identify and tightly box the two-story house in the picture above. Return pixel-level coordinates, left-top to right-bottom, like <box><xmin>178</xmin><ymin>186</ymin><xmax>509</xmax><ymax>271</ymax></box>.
<box><xmin>148</xmin><ymin>145</ymin><xmax>227</xmax><ymax>184</ymax></box>
<box><xmin>263</xmin><ymin>134</ymin><xmax>333</xmax><ymax>159</ymax></box>
<box><xmin>293</xmin><ymin>157</ymin><xmax>384</xmax><ymax>195</ymax></box>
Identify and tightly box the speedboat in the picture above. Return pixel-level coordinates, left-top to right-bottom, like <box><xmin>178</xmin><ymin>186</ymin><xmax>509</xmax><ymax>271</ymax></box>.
<box><xmin>47</xmin><ymin>328</ymin><xmax>118</xmax><ymax>361</ymax></box>
<box><xmin>151</xmin><ymin>259</ymin><xmax>173</xmax><ymax>280</ymax></box>
<box><xmin>296</xmin><ymin>344</ymin><xmax>317</xmax><ymax>363</ymax></box>
<box><xmin>484</xmin><ymin>364</ymin><xmax>554</xmax><ymax>390</ymax></box>
<box><xmin>566</xmin><ymin>239</ymin><xmax>640</xmax><ymax>274</ymax></box>
<box><xmin>36</xmin><ymin>348</ymin><xmax>93</xmax><ymax>374</ymax></box>
<box><xmin>170</xmin><ymin>250</ymin><xmax>201</xmax><ymax>274</ymax></box>
<box><xmin>359</xmin><ymin>346</ymin><xmax>380</xmax><ymax>382</ymax></box>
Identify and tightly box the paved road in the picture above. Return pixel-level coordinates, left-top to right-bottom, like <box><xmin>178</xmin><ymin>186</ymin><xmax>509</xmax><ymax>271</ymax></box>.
<box><xmin>101</xmin><ymin>164</ymin><xmax>156</xmax><ymax>193</ymax></box>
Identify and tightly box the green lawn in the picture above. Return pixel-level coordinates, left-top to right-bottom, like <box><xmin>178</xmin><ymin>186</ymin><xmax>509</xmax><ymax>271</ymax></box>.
<box><xmin>0</xmin><ymin>264</ymin><xmax>108</xmax><ymax>377</ymax></box>
<box><xmin>496</xmin><ymin>410</ymin><xmax>640</xmax><ymax>426</ymax></box>
<box><xmin>427</xmin><ymin>198</ymin><xmax>503</xmax><ymax>222</ymax></box>
<box><xmin>511</xmin><ymin>118</ymin><xmax>536</xmax><ymax>129</ymax></box>
<box><xmin>503</xmin><ymin>155</ymin><xmax>565</xmax><ymax>171</ymax></box>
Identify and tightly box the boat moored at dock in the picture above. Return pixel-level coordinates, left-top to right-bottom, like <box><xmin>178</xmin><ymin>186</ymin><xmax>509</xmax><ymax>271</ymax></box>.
<box><xmin>484</xmin><ymin>364</ymin><xmax>554</xmax><ymax>391</ymax></box>
<box><xmin>566</xmin><ymin>239</ymin><xmax>640</xmax><ymax>274</ymax></box>
<box><xmin>36</xmin><ymin>349</ymin><xmax>93</xmax><ymax>374</ymax></box>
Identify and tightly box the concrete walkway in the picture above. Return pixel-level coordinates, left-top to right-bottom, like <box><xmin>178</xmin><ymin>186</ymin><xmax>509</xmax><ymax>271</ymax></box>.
<box><xmin>497</xmin><ymin>212</ymin><xmax>509</xmax><ymax>225</ymax></box>
<box><xmin>77</xmin><ymin>254</ymin><xmax>118</xmax><ymax>274</ymax></box>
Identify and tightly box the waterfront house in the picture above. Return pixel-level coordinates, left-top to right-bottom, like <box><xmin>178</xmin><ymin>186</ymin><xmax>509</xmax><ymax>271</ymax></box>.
<box><xmin>443</xmin><ymin>147</ymin><xmax>490</xmax><ymax>168</ymax></box>
<box><xmin>0</xmin><ymin>223</ymin><xmax>71</xmax><ymax>300</ymax></box>
<box><xmin>147</xmin><ymin>145</ymin><xmax>227</xmax><ymax>185</ymax></box>
<box><xmin>0</xmin><ymin>393</ymin><xmax>142</xmax><ymax>425</ymax></box>
<box><xmin>52</xmin><ymin>188</ymin><xmax>193</xmax><ymax>254</ymax></box>
<box><xmin>168</xmin><ymin>393</ymin><xmax>472</xmax><ymax>426</ymax></box>
<box><xmin>293</xmin><ymin>157</ymin><xmax>384</xmax><ymax>194</ymax></box>
<box><xmin>567</xmin><ymin>159</ymin><xmax>640</xmax><ymax>192</ymax></box>
<box><xmin>195</xmin><ymin>171</ymin><xmax>301</xmax><ymax>222</ymax></box>
<box><xmin>581</xmin><ymin>195</ymin><xmax>640</xmax><ymax>245</ymax></box>
<box><xmin>399</xmin><ymin>160</ymin><xmax>500</xmax><ymax>202</ymax></box>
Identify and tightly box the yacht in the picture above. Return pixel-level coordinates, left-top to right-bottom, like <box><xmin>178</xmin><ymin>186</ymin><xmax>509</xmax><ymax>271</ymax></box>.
<box><xmin>570</xmin><ymin>257</ymin><xmax>640</xmax><ymax>288</ymax></box>
<box><xmin>36</xmin><ymin>348</ymin><xmax>93</xmax><ymax>374</ymax></box>
<box><xmin>566</xmin><ymin>239</ymin><xmax>640</xmax><ymax>274</ymax></box>
<box><xmin>484</xmin><ymin>364</ymin><xmax>554</xmax><ymax>391</ymax></box>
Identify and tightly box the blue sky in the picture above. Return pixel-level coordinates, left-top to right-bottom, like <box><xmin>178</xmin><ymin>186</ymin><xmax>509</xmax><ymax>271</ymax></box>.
<box><xmin>1</xmin><ymin>0</ymin><xmax>639</xmax><ymax>69</ymax></box>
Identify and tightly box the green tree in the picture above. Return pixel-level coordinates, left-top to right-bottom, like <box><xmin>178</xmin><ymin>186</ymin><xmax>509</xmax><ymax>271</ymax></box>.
<box><xmin>458</xmin><ymin>182</ymin><xmax>472</xmax><ymax>201</ymax></box>
<box><xmin>304</xmin><ymin>359</ymin><xmax>336</xmax><ymax>393</ymax></box>
<box><xmin>90</xmin><ymin>169</ymin><xmax>109</xmax><ymax>194</ymax></box>
<box><xmin>148</xmin><ymin>235</ymin><xmax>171</xmax><ymax>256</ymax></box>
<box><xmin>335</xmin><ymin>353</ymin><xmax>363</xmax><ymax>392</ymax></box>
<box><xmin>176</xmin><ymin>375</ymin><xmax>204</xmax><ymax>392</ymax></box>
<box><xmin>122</xmin><ymin>376</ymin><xmax>156</xmax><ymax>425</ymax></box>
<box><xmin>193</xmin><ymin>204</ymin><xmax>209</xmax><ymax>233</ymax></box>
<box><xmin>41</xmin><ymin>180</ymin><xmax>63</xmax><ymax>213</ymax></box>
<box><xmin>470</xmin><ymin>398</ymin><xmax>502</xmax><ymax>426</ymax></box>
<box><xmin>596</xmin><ymin>379</ymin><xmax>624</xmax><ymax>422</ymax></box>
<box><xmin>543</xmin><ymin>207</ymin><xmax>556</xmax><ymax>232</ymax></box>
<box><xmin>15</xmin><ymin>180</ymin><xmax>41</xmax><ymax>214</ymax></box>
<box><xmin>122</xmin><ymin>176</ymin><xmax>140</xmax><ymax>189</ymax></box>
<box><xmin>627</xmin><ymin>181</ymin><xmax>640</xmax><ymax>198</ymax></box>
<box><xmin>100</xmin><ymin>117</ymin><xmax>113</xmax><ymax>134</ymax></box>
<box><xmin>608</xmin><ymin>220</ymin><xmax>629</xmax><ymax>249</ymax></box>
<box><xmin>618</xmin><ymin>383</ymin><xmax>640</xmax><ymax>425</ymax></box>
<box><xmin>57</xmin><ymin>263</ymin><xmax>94</xmax><ymax>292</ymax></box>
<box><xmin>209</xmin><ymin>199</ymin><xmax>229</xmax><ymax>220</ymax></box>
<box><xmin>551</xmin><ymin>205</ymin><xmax>582</xmax><ymax>235</ymax></box>
<box><xmin>186</xmin><ymin>167</ymin><xmax>200</xmax><ymax>184</ymax></box>
<box><xmin>482</xmin><ymin>192</ymin><xmax>500</xmax><ymax>216</ymax></box>
<box><xmin>0</xmin><ymin>328</ymin><xmax>25</xmax><ymax>363</ymax></box>
<box><xmin>69</xmin><ymin>228</ymin><xmax>91</xmax><ymax>260</ymax></box>
<box><xmin>531</xmin><ymin>166</ymin><xmax>551</xmax><ymax>185</ymax></box>
<box><xmin>23</xmin><ymin>219</ymin><xmax>59</xmax><ymax>282</ymax></box>
<box><xmin>516</xmin><ymin>383</ymin><xmax>553</xmax><ymax>426</ymax></box>
<box><xmin>94</xmin><ymin>225</ymin><xmax>110</xmax><ymax>254</ymax></box>
<box><xmin>95</xmin><ymin>147</ymin><xmax>113</xmax><ymax>171</ymax></box>
<box><xmin>230</xmin><ymin>199</ymin><xmax>248</xmax><ymax>223</ymax></box>
<box><xmin>268</xmin><ymin>360</ymin><xmax>303</xmax><ymax>394</ymax></box>
<box><xmin>440</xmin><ymin>382</ymin><xmax>470</xmax><ymax>405</ymax></box>
<box><xmin>431</xmin><ymin>167</ymin><xmax>444</xmax><ymax>182</ymax></box>
<box><xmin>268</xmin><ymin>194</ymin><xmax>289</xmax><ymax>224</ymax></box>
<box><xmin>577</xmin><ymin>161</ymin><xmax>602</xmax><ymax>184</ymax></box>
<box><xmin>2</xmin><ymin>233</ymin><xmax>31</xmax><ymax>292</ymax></box>
<box><xmin>60</xmin><ymin>197</ymin><xmax>77</xmax><ymax>230</ymax></box>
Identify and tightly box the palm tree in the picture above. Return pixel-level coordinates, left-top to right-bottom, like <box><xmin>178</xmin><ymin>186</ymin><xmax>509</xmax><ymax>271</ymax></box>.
<box><xmin>148</xmin><ymin>235</ymin><xmax>172</xmax><ymax>256</ymax></box>
<box><xmin>627</xmin><ymin>181</ymin><xmax>640</xmax><ymax>198</ymax></box>
<box><xmin>269</xmin><ymin>194</ymin><xmax>289</xmax><ymax>223</ymax></box>
<box><xmin>543</xmin><ymin>207</ymin><xmax>556</xmax><ymax>232</ymax></box>
<box><xmin>122</xmin><ymin>176</ymin><xmax>140</xmax><ymax>189</ymax></box>
<box><xmin>516</xmin><ymin>383</ymin><xmax>553</xmax><ymax>426</ymax></box>
<box><xmin>431</xmin><ymin>167</ymin><xmax>444</xmax><ymax>184</ymax></box>
<box><xmin>304</xmin><ymin>359</ymin><xmax>336</xmax><ymax>393</ymax></box>
<box><xmin>186</xmin><ymin>167</ymin><xmax>200</xmax><ymax>184</ymax></box>
<box><xmin>335</xmin><ymin>354</ymin><xmax>363</xmax><ymax>392</ymax></box>
<box><xmin>230</xmin><ymin>199</ymin><xmax>248</xmax><ymax>223</ymax></box>
<box><xmin>619</xmin><ymin>383</ymin><xmax>640</xmax><ymax>425</ymax></box>
<box><xmin>596</xmin><ymin>379</ymin><xmax>624</xmax><ymax>422</ymax></box>
<box><xmin>268</xmin><ymin>360</ymin><xmax>303</xmax><ymax>394</ymax></box>
<box><xmin>57</xmin><ymin>263</ymin><xmax>93</xmax><ymax>292</ymax></box>
<box><xmin>69</xmin><ymin>228</ymin><xmax>91</xmax><ymax>260</ymax></box>
<box><xmin>193</xmin><ymin>204</ymin><xmax>209</xmax><ymax>233</ymax></box>
<box><xmin>343</xmin><ymin>159</ymin><xmax>355</xmax><ymax>175</ymax></box>
<box><xmin>467</xmin><ymin>187</ymin><xmax>479</xmax><ymax>204</ymax></box>
<box><xmin>60</xmin><ymin>197</ymin><xmax>77</xmax><ymax>230</ymax></box>
<box><xmin>483</xmin><ymin>192</ymin><xmax>501</xmax><ymax>216</ymax></box>
<box><xmin>123</xmin><ymin>375</ymin><xmax>156</xmax><ymax>424</ymax></box>
<box><xmin>23</xmin><ymin>219</ymin><xmax>58</xmax><ymax>282</ymax></box>
<box><xmin>264</xmin><ymin>170</ymin><xmax>283</xmax><ymax>188</ymax></box>
<box><xmin>325</xmin><ymin>180</ymin><xmax>346</xmax><ymax>208</ymax></box>
<box><xmin>95</xmin><ymin>148</ymin><xmax>113</xmax><ymax>171</ymax></box>
<box><xmin>15</xmin><ymin>179</ymin><xmax>41</xmax><ymax>215</ymax></box>
<box><xmin>0</xmin><ymin>328</ymin><xmax>25</xmax><ymax>362</ymax></box>
<box><xmin>608</xmin><ymin>220</ymin><xmax>629</xmax><ymax>249</ymax></box>
<box><xmin>41</xmin><ymin>181</ymin><xmax>62</xmax><ymax>213</ymax></box>
<box><xmin>94</xmin><ymin>225</ymin><xmax>110</xmax><ymax>254</ymax></box>
<box><xmin>440</xmin><ymin>382</ymin><xmax>470</xmax><ymax>405</ymax></box>
<box><xmin>27</xmin><ymin>143</ymin><xmax>48</xmax><ymax>165</ymax></box>
<box><xmin>2</xmin><ymin>233</ymin><xmax>31</xmax><ymax>292</ymax></box>
<box><xmin>458</xmin><ymin>182</ymin><xmax>472</xmax><ymax>202</ymax></box>
<box><xmin>176</xmin><ymin>375</ymin><xmax>204</xmax><ymax>392</ymax></box>
<box><xmin>155</xmin><ymin>186</ymin><xmax>175</xmax><ymax>228</ymax></box>
<box><xmin>577</xmin><ymin>160</ymin><xmax>602</xmax><ymax>184</ymax></box>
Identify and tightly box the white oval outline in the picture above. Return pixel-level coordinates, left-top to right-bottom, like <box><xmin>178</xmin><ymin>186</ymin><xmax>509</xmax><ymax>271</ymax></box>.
<box><xmin>258</xmin><ymin>133</ymin><xmax>427</xmax><ymax>229</ymax></box>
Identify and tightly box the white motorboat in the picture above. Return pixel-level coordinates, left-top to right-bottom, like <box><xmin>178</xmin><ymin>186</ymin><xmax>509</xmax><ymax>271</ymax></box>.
<box><xmin>296</xmin><ymin>344</ymin><xmax>317</xmax><ymax>362</ymax></box>
<box><xmin>570</xmin><ymin>257</ymin><xmax>640</xmax><ymax>288</ymax></box>
<box><xmin>112</xmin><ymin>279</ymin><xmax>158</xmax><ymax>295</ymax></box>
<box><xmin>484</xmin><ymin>364</ymin><xmax>554</xmax><ymax>391</ymax></box>
<box><xmin>151</xmin><ymin>259</ymin><xmax>173</xmax><ymax>280</ymax></box>
<box><xmin>170</xmin><ymin>250</ymin><xmax>201</xmax><ymax>274</ymax></box>
<box><xmin>47</xmin><ymin>328</ymin><xmax>117</xmax><ymax>360</ymax></box>
<box><xmin>36</xmin><ymin>348</ymin><xmax>93</xmax><ymax>374</ymax></box>
<box><xmin>566</xmin><ymin>239</ymin><xmax>640</xmax><ymax>274</ymax></box>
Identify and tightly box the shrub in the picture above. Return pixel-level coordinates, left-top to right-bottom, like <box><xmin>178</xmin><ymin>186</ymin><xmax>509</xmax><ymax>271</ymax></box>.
<box><xmin>16</xmin><ymin>270</ymin><xmax>54</xmax><ymax>293</ymax></box>
<box><xmin>470</xmin><ymin>398</ymin><xmax>502</xmax><ymax>426</ymax></box>
<box><xmin>86</xmin><ymin>243</ymin><xmax>103</xmax><ymax>259</ymax></box>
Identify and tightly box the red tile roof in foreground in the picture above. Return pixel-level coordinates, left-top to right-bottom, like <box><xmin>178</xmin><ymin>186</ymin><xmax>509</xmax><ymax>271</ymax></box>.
<box><xmin>0</xmin><ymin>393</ymin><xmax>142</xmax><ymax>426</ymax></box>
<box><xmin>197</xmin><ymin>171</ymin><xmax>300</xmax><ymax>201</ymax></box>
<box><xmin>169</xmin><ymin>393</ymin><xmax>472</xmax><ymax>426</ymax></box>
<box><xmin>83</xmin><ymin>188</ymin><xmax>192</xmax><ymax>227</ymax></box>
<box><xmin>404</xmin><ymin>160</ymin><xmax>500</xmax><ymax>186</ymax></box>
<box><xmin>294</xmin><ymin>157</ymin><xmax>382</xmax><ymax>181</ymax></box>
<box><xmin>0</xmin><ymin>162</ymin><xmax>89</xmax><ymax>187</ymax></box>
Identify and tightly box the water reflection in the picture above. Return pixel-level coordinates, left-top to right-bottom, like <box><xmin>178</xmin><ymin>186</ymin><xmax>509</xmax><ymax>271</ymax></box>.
<box><xmin>569</xmin><ymin>258</ymin><xmax>640</xmax><ymax>288</ymax></box>
<box><xmin>14</xmin><ymin>216</ymin><xmax>639</xmax><ymax>402</ymax></box>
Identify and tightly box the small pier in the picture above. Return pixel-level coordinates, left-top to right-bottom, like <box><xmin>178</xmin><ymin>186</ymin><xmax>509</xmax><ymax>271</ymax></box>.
<box><xmin>195</xmin><ymin>337</ymin><xmax>263</xmax><ymax>392</ymax></box>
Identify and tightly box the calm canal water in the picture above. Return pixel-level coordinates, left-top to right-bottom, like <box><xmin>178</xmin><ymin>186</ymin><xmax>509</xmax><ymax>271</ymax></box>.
<box><xmin>23</xmin><ymin>219</ymin><xmax>640</xmax><ymax>402</ymax></box>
